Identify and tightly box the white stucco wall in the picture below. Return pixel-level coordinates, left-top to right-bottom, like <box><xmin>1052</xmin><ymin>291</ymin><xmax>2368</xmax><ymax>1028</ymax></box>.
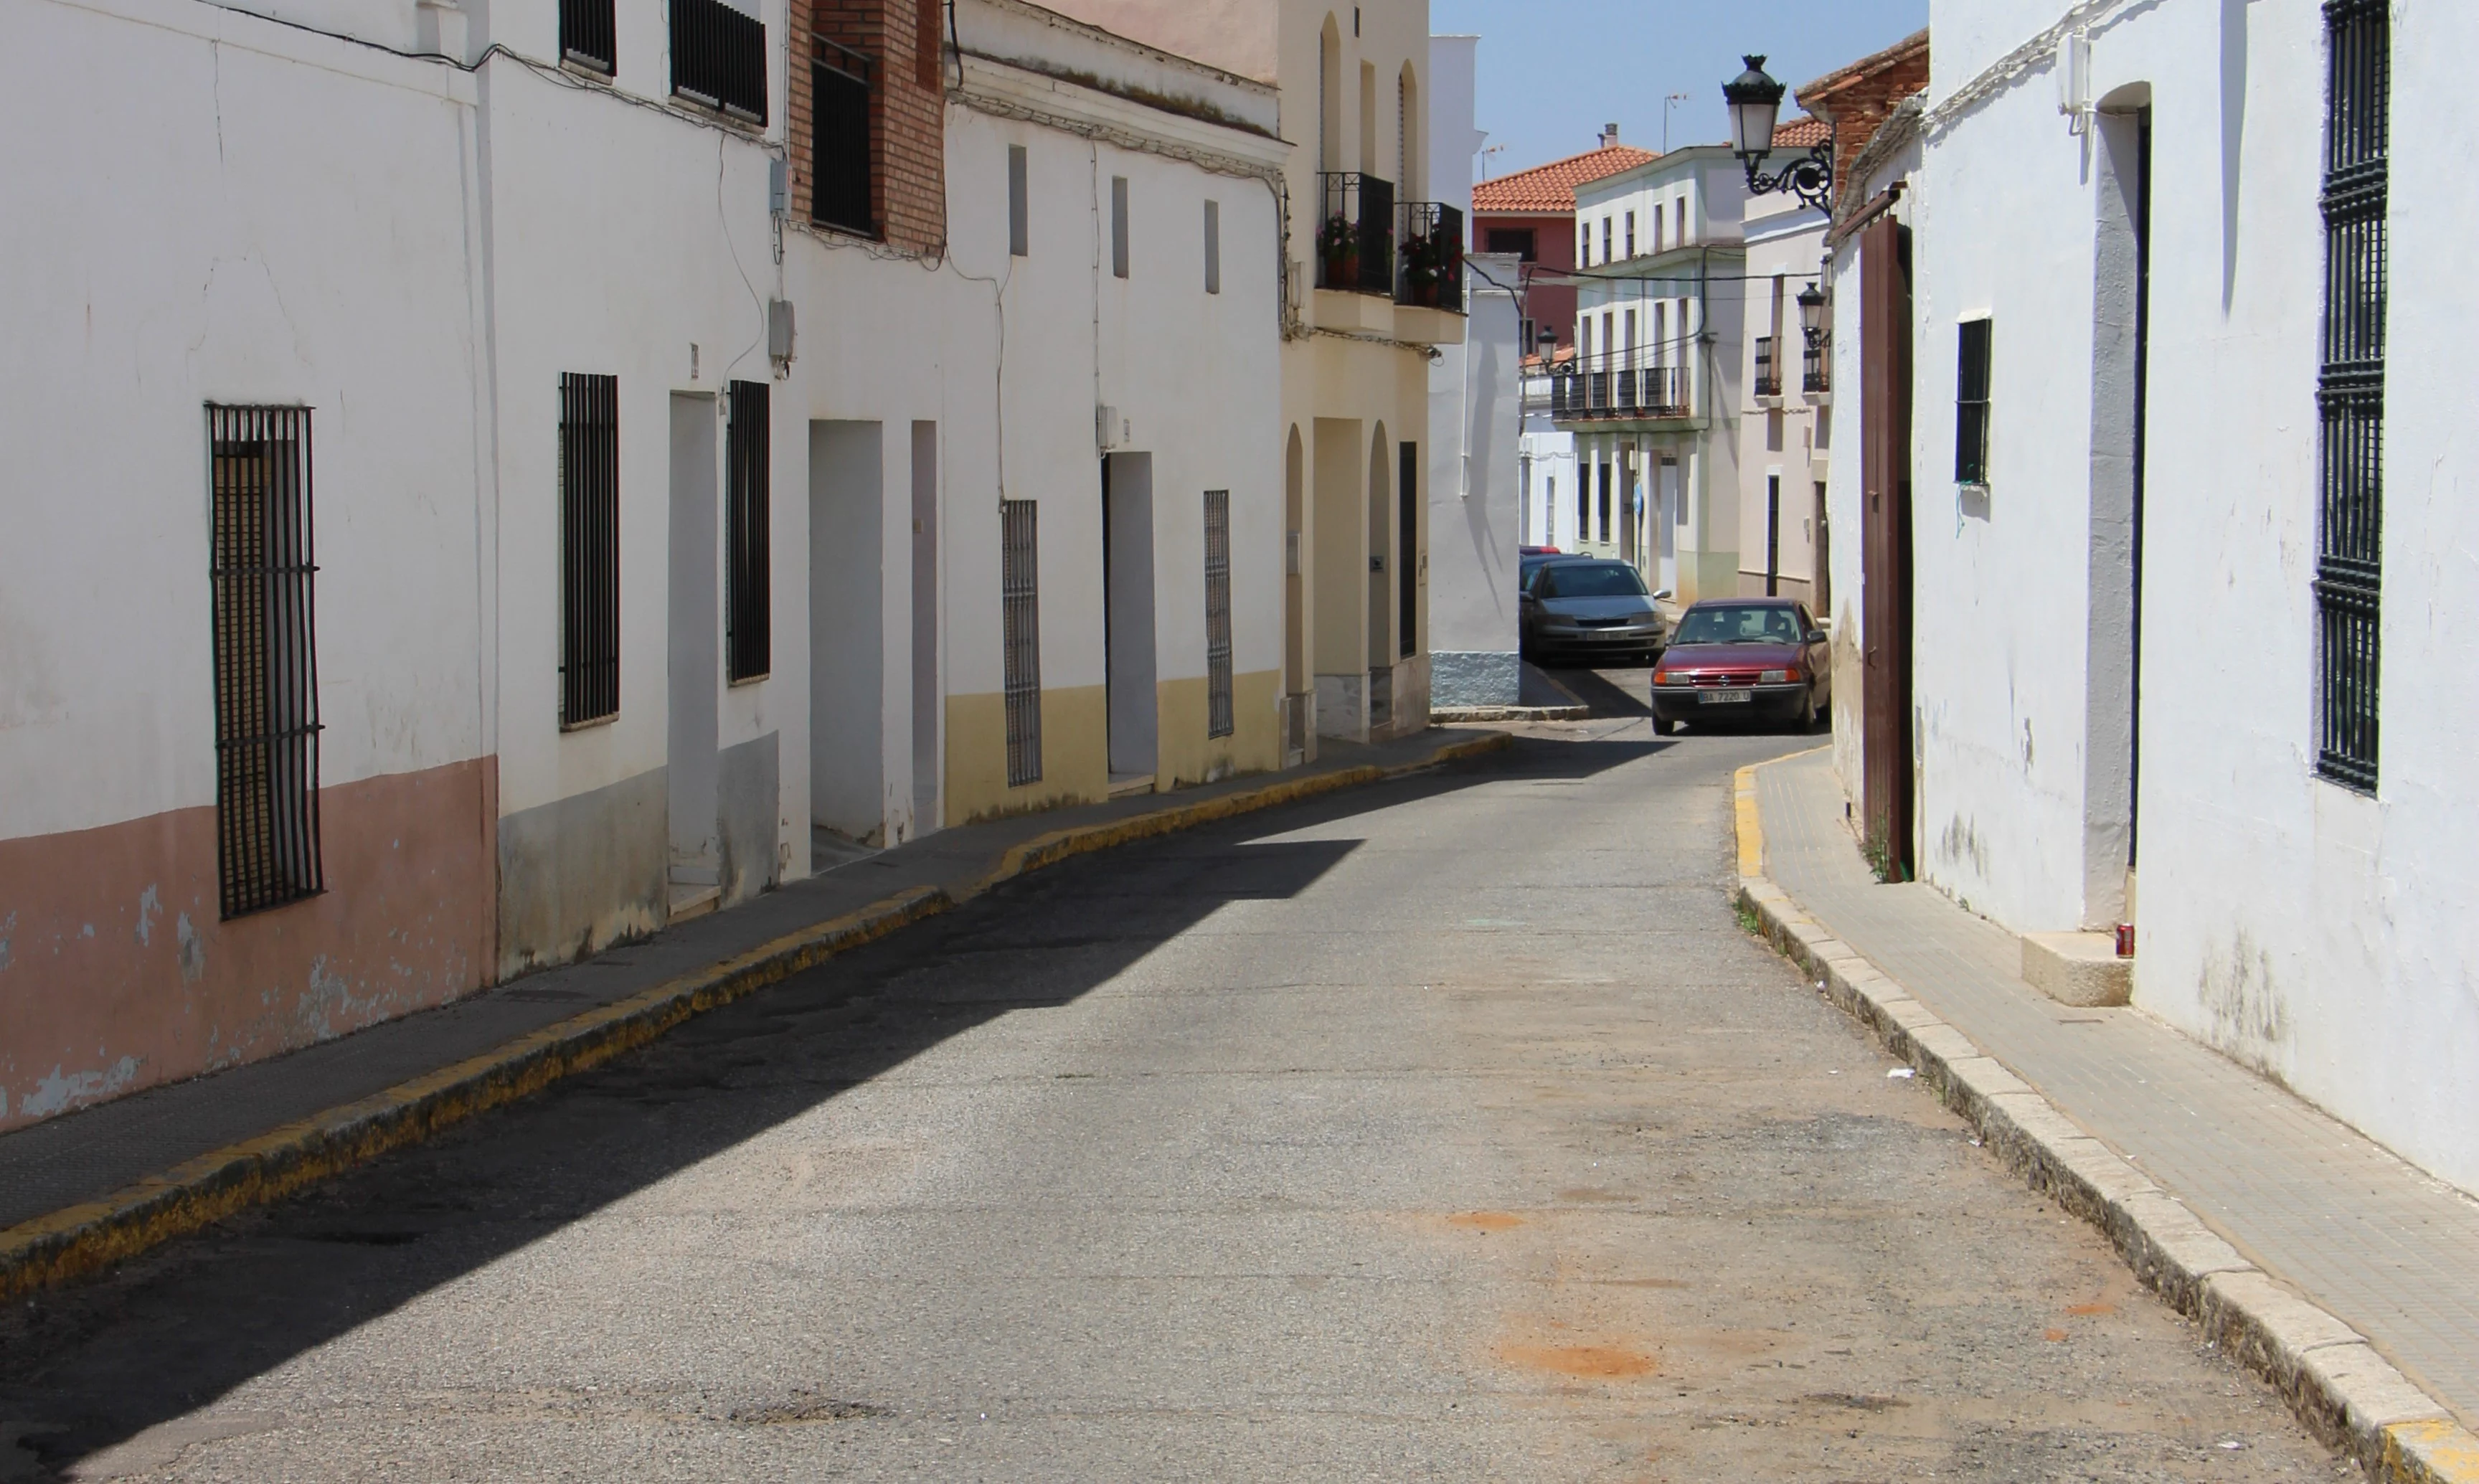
<box><xmin>0</xmin><ymin>0</ymin><xmax>489</xmax><ymax>844</ymax></box>
<box><xmin>1915</xmin><ymin>0</ymin><xmax>2479</xmax><ymax>1193</ymax></box>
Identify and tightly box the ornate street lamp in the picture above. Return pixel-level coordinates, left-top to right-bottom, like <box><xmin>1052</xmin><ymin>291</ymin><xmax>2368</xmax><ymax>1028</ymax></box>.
<box><xmin>1797</xmin><ymin>280</ymin><xmax>1828</xmax><ymax>349</ymax></box>
<box><xmin>1724</xmin><ymin>55</ymin><xmax>1833</xmax><ymax>212</ymax></box>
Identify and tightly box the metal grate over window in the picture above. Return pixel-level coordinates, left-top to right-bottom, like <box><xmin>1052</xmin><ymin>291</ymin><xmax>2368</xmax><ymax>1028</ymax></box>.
<box><xmin>811</xmin><ymin>36</ymin><xmax>874</xmax><ymax>235</ymax></box>
<box><xmin>1204</xmin><ymin>491</ymin><xmax>1234</xmax><ymax>738</ymax></box>
<box><xmin>727</xmin><ymin>379</ymin><xmax>772</xmax><ymax>683</ymax></box>
<box><xmin>208</xmin><ymin>405</ymin><xmax>324</xmax><ymax>920</ymax></box>
<box><xmin>559</xmin><ymin>373</ymin><xmax>620</xmax><ymax>728</ymax></box>
<box><xmin>1398</xmin><ymin>441</ymin><xmax>1417</xmax><ymax>658</ymax></box>
<box><xmin>1001</xmin><ymin>498</ymin><xmax>1042</xmax><ymax>785</ymax></box>
<box><xmin>560</xmin><ymin>0</ymin><xmax>615</xmax><ymax>72</ymax></box>
<box><xmin>671</xmin><ymin>0</ymin><xmax>768</xmax><ymax>123</ymax></box>
<box><xmin>2316</xmin><ymin>0</ymin><xmax>2387</xmax><ymax>791</ymax></box>
<box><xmin>1955</xmin><ymin>318</ymin><xmax>1993</xmax><ymax>486</ymax></box>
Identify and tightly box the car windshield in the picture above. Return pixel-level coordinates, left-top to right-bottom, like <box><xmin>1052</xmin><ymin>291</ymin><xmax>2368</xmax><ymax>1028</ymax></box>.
<box><xmin>1672</xmin><ymin>605</ymin><xmax>1802</xmax><ymax>645</ymax></box>
<box><xmin>1538</xmin><ymin>564</ymin><xmax>1648</xmax><ymax>600</ymax></box>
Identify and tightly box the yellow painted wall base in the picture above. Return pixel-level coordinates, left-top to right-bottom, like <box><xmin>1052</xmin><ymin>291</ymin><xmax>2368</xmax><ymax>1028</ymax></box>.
<box><xmin>1153</xmin><ymin>669</ymin><xmax>1283</xmax><ymax>788</ymax></box>
<box><xmin>946</xmin><ymin>685</ymin><xmax>1110</xmax><ymax>825</ymax></box>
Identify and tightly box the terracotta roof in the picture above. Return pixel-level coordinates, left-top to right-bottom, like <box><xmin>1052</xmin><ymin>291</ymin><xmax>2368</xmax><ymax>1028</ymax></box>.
<box><xmin>1772</xmin><ymin>115</ymin><xmax>1830</xmax><ymax>149</ymax></box>
<box><xmin>1473</xmin><ymin>144</ymin><xmax>1657</xmax><ymax>214</ymax></box>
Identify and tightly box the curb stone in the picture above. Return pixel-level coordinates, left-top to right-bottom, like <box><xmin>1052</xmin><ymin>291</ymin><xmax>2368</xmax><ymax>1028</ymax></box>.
<box><xmin>1730</xmin><ymin>760</ymin><xmax>2479</xmax><ymax>1484</ymax></box>
<box><xmin>0</xmin><ymin>731</ymin><xmax>1513</xmax><ymax>1302</ymax></box>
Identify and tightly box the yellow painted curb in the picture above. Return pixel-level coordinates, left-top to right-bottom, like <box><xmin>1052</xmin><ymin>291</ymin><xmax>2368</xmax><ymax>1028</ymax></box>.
<box><xmin>0</xmin><ymin>729</ymin><xmax>1514</xmax><ymax>1300</ymax></box>
<box><xmin>1733</xmin><ymin>764</ymin><xmax>1765</xmax><ymax>881</ymax></box>
<box><xmin>2384</xmin><ymin>1419</ymin><xmax>2479</xmax><ymax>1484</ymax></box>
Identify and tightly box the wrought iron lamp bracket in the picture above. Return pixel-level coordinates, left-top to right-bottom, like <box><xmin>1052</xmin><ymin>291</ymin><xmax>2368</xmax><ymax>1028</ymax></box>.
<box><xmin>1742</xmin><ymin>143</ymin><xmax>1835</xmax><ymax>214</ymax></box>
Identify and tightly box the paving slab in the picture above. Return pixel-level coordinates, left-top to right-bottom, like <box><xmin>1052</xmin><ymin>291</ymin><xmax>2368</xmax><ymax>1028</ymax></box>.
<box><xmin>1753</xmin><ymin>747</ymin><xmax>2479</xmax><ymax>1439</ymax></box>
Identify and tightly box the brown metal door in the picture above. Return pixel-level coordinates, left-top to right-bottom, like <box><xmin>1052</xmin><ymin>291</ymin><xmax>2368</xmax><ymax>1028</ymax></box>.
<box><xmin>1859</xmin><ymin>217</ymin><xmax>1915</xmax><ymax>880</ymax></box>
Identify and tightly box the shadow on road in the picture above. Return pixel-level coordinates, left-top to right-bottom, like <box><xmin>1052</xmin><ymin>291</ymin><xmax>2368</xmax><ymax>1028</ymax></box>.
<box><xmin>1535</xmin><ymin>666</ymin><xmax>1653</xmax><ymax>719</ymax></box>
<box><xmin>0</xmin><ymin>733</ymin><xmax>1658</xmax><ymax>1473</ymax></box>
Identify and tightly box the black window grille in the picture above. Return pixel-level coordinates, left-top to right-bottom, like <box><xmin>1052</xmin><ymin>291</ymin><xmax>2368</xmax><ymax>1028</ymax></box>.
<box><xmin>2317</xmin><ymin>0</ymin><xmax>2388</xmax><ymax>790</ymax></box>
<box><xmin>1204</xmin><ymin>200</ymin><xmax>1222</xmax><ymax>294</ymax></box>
<box><xmin>1485</xmin><ymin>227</ymin><xmax>1536</xmax><ymax>262</ymax></box>
<box><xmin>207</xmin><ymin>405</ymin><xmax>324</xmax><ymax>920</ymax></box>
<box><xmin>1002</xmin><ymin>498</ymin><xmax>1042</xmax><ymax>785</ymax></box>
<box><xmin>1955</xmin><ymin>318</ymin><xmax>1993</xmax><ymax>485</ymax></box>
<box><xmin>1110</xmin><ymin>176</ymin><xmax>1130</xmax><ymax>278</ymax></box>
<box><xmin>670</xmin><ymin>0</ymin><xmax>767</xmax><ymax>123</ymax></box>
<box><xmin>1398</xmin><ymin>440</ymin><xmax>1417</xmax><ymax>658</ymax></box>
<box><xmin>1803</xmin><ymin>331</ymin><xmax>1831</xmax><ymax>394</ymax></box>
<box><xmin>812</xmin><ymin>37</ymin><xmax>874</xmax><ymax>235</ymax></box>
<box><xmin>561</xmin><ymin>0</ymin><xmax>615</xmax><ymax>72</ymax></box>
<box><xmin>1755</xmin><ymin>335</ymin><xmax>1780</xmax><ymax>397</ymax></box>
<box><xmin>1008</xmin><ymin>145</ymin><xmax>1029</xmax><ymax>257</ymax></box>
<box><xmin>726</xmin><ymin>379</ymin><xmax>771</xmax><ymax>683</ymax></box>
<box><xmin>1204</xmin><ymin>491</ymin><xmax>1234</xmax><ymax>737</ymax></box>
<box><xmin>559</xmin><ymin>373</ymin><xmax>621</xmax><ymax>727</ymax></box>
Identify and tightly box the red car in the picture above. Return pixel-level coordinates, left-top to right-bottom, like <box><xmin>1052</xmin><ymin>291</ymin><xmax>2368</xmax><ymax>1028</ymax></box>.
<box><xmin>1650</xmin><ymin>598</ymin><xmax>1831</xmax><ymax>735</ymax></box>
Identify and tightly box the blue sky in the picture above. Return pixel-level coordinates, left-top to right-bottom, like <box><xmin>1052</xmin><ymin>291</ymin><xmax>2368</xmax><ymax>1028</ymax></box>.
<box><xmin>1432</xmin><ymin>0</ymin><xmax>1929</xmax><ymax>178</ymax></box>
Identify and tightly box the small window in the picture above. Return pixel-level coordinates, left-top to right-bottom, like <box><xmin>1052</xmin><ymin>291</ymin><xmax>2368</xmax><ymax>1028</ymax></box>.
<box><xmin>1624</xmin><ymin>212</ymin><xmax>1635</xmax><ymax>258</ymax></box>
<box><xmin>1673</xmin><ymin>197</ymin><xmax>1686</xmax><ymax>248</ymax></box>
<box><xmin>726</xmin><ymin>379</ymin><xmax>770</xmax><ymax>683</ymax></box>
<box><xmin>669</xmin><ymin>0</ymin><xmax>766</xmax><ymax>122</ymax></box>
<box><xmin>207</xmin><ymin>404</ymin><xmax>324</xmax><ymax>919</ymax></box>
<box><xmin>1955</xmin><ymin>318</ymin><xmax>1994</xmax><ymax>486</ymax></box>
<box><xmin>1007</xmin><ymin>144</ymin><xmax>1029</xmax><ymax>257</ymax></box>
<box><xmin>811</xmin><ymin>37</ymin><xmax>874</xmax><ymax>235</ymax></box>
<box><xmin>559</xmin><ymin>372</ymin><xmax>621</xmax><ymax>727</ymax></box>
<box><xmin>1110</xmin><ymin>176</ymin><xmax>1130</xmax><ymax>278</ymax></box>
<box><xmin>1204</xmin><ymin>491</ymin><xmax>1234</xmax><ymax>737</ymax></box>
<box><xmin>1485</xmin><ymin>227</ymin><xmax>1536</xmax><ymax>262</ymax></box>
<box><xmin>1601</xmin><ymin>217</ymin><xmax>1612</xmax><ymax>263</ymax></box>
<box><xmin>1204</xmin><ymin>200</ymin><xmax>1221</xmax><ymax>294</ymax></box>
<box><xmin>560</xmin><ymin>0</ymin><xmax>614</xmax><ymax>72</ymax></box>
<box><xmin>1001</xmin><ymin>498</ymin><xmax>1042</xmax><ymax>784</ymax></box>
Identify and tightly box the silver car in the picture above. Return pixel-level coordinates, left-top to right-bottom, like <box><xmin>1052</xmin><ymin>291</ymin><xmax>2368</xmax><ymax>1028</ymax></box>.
<box><xmin>1519</xmin><ymin>559</ymin><xmax>1670</xmax><ymax>667</ymax></box>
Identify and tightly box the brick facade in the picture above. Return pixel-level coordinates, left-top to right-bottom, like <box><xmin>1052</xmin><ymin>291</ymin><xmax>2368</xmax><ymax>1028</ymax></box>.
<box><xmin>788</xmin><ymin>0</ymin><xmax>948</xmax><ymax>254</ymax></box>
<box><xmin>1795</xmin><ymin>29</ymin><xmax>1930</xmax><ymax>204</ymax></box>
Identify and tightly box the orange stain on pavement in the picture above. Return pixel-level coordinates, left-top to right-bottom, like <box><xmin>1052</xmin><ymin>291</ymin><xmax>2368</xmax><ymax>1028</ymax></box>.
<box><xmin>1498</xmin><ymin>1342</ymin><xmax>1660</xmax><ymax>1380</ymax></box>
<box><xmin>1448</xmin><ymin>1211</ymin><xmax>1526</xmax><ymax>1232</ymax></box>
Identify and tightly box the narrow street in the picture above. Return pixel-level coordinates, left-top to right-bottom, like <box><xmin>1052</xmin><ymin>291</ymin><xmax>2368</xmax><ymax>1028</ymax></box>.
<box><xmin>0</xmin><ymin>695</ymin><xmax>2338</xmax><ymax>1481</ymax></box>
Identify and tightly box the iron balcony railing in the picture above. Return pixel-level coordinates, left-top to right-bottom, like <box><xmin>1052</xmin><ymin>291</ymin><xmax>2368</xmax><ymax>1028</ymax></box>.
<box><xmin>1548</xmin><ymin>353</ymin><xmax>1690</xmax><ymax>422</ymax></box>
<box><xmin>1803</xmin><ymin>334</ymin><xmax>1831</xmax><ymax>394</ymax></box>
<box><xmin>1754</xmin><ymin>336</ymin><xmax>1781</xmax><ymax>397</ymax></box>
<box><xmin>1394</xmin><ymin>200</ymin><xmax>1465</xmax><ymax>310</ymax></box>
<box><xmin>1316</xmin><ymin>171</ymin><xmax>1395</xmax><ymax>296</ymax></box>
<box><xmin>671</xmin><ymin>0</ymin><xmax>768</xmax><ymax>123</ymax></box>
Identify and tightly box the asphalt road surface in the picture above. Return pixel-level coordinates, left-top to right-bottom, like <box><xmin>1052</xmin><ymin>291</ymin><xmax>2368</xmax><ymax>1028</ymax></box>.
<box><xmin>0</xmin><ymin>692</ymin><xmax>2343</xmax><ymax>1480</ymax></box>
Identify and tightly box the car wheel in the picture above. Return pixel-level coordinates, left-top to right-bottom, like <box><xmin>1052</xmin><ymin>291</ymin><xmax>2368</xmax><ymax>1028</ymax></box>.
<box><xmin>1799</xmin><ymin>686</ymin><xmax>1821</xmax><ymax>733</ymax></box>
<box><xmin>1654</xmin><ymin>714</ymin><xmax>1678</xmax><ymax>736</ymax></box>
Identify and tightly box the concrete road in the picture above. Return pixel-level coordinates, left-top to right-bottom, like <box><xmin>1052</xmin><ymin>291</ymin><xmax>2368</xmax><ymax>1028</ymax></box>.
<box><xmin>0</xmin><ymin>701</ymin><xmax>2342</xmax><ymax>1480</ymax></box>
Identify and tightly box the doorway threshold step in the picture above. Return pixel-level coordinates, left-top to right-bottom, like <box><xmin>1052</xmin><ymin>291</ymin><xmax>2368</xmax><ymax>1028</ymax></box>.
<box><xmin>668</xmin><ymin>884</ymin><xmax>721</xmax><ymax>923</ymax></box>
<box><xmin>1108</xmin><ymin>772</ymin><xmax>1156</xmax><ymax>800</ymax></box>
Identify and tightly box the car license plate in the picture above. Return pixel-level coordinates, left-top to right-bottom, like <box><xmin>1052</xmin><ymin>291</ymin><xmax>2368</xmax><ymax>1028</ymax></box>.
<box><xmin>1703</xmin><ymin>689</ymin><xmax>1752</xmax><ymax>704</ymax></box>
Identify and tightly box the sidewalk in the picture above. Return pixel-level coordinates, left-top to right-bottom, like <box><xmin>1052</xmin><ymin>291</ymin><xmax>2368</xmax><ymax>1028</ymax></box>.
<box><xmin>0</xmin><ymin>728</ymin><xmax>1508</xmax><ymax>1295</ymax></box>
<box><xmin>1740</xmin><ymin>748</ymin><xmax>2479</xmax><ymax>1484</ymax></box>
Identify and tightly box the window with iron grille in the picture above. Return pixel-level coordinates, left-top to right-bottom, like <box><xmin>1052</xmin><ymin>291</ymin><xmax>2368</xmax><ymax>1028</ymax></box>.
<box><xmin>2315</xmin><ymin>0</ymin><xmax>2387</xmax><ymax>791</ymax></box>
<box><xmin>561</xmin><ymin>0</ymin><xmax>615</xmax><ymax>72</ymax></box>
<box><xmin>1008</xmin><ymin>145</ymin><xmax>1029</xmax><ymax>257</ymax></box>
<box><xmin>559</xmin><ymin>373</ymin><xmax>621</xmax><ymax>728</ymax></box>
<box><xmin>671</xmin><ymin>0</ymin><xmax>768</xmax><ymax>123</ymax></box>
<box><xmin>727</xmin><ymin>379</ymin><xmax>772</xmax><ymax>683</ymax></box>
<box><xmin>207</xmin><ymin>405</ymin><xmax>324</xmax><ymax>919</ymax></box>
<box><xmin>1110</xmin><ymin>176</ymin><xmax>1130</xmax><ymax>278</ymax></box>
<box><xmin>811</xmin><ymin>36</ymin><xmax>874</xmax><ymax>235</ymax></box>
<box><xmin>1955</xmin><ymin>318</ymin><xmax>1993</xmax><ymax>486</ymax></box>
<box><xmin>1001</xmin><ymin>498</ymin><xmax>1042</xmax><ymax>785</ymax></box>
<box><xmin>1398</xmin><ymin>441</ymin><xmax>1417</xmax><ymax>658</ymax></box>
<box><xmin>1204</xmin><ymin>200</ymin><xmax>1221</xmax><ymax>294</ymax></box>
<box><xmin>1204</xmin><ymin>491</ymin><xmax>1234</xmax><ymax>737</ymax></box>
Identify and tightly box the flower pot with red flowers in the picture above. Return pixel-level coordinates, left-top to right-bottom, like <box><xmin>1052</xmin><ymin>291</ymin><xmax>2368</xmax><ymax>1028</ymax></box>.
<box><xmin>1318</xmin><ymin>213</ymin><xmax>1359</xmax><ymax>289</ymax></box>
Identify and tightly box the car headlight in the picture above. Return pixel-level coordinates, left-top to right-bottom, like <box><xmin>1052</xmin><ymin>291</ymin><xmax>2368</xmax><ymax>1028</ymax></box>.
<box><xmin>1761</xmin><ymin>669</ymin><xmax>1791</xmax><ymax>684</ymax></box>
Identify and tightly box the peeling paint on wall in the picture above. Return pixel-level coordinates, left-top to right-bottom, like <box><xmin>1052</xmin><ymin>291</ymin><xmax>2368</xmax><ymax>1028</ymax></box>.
<box><xmin>19</xmin><ymin>1056</ymin><xmax>141</xmax><ymax>1121</ymax></box>
<box><xmin>134</xmin><ymin>885</ymin><xmax>161</xmax><ymax>947</ymax></box>
<box><xmin>175</xmin><ymin>912</ymin><xmax>204</xmax><ymax>983</ymax></box>
<box><xmin>2199</xmin><ymin>930</ymin><xmax>2290</xmax><ymax>1076</ymax></box>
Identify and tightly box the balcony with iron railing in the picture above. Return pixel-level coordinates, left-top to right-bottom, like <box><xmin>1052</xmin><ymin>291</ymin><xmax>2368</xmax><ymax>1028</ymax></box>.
<box><xmin>1394</xmin><ymin>201</ymin><xmax>1465</xmax><ymax>311</ymax></box>
<box><xmin>1754</xmin><ymin>336</ymin><xmax>1782</xmax><ymax>399</ymax></box>
<box><xmin>1803</xmin><ymin>333</ymin><xmax>1831</xmax><ymax>395</ymax></box>
<box><xmin>1547</xmin><ymin>351</ymin><xmax>1691</xmax><ymax>424</ymax></box>
<box><xmin>1316</xmin><ymin>171</ymin><xmax>1395</xmax><ymax>296</ymax></box>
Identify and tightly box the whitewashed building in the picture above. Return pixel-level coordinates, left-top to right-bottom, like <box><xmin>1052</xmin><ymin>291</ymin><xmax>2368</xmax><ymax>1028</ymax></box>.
<box><xmin>1892</xmin><ymin>0</ymin><xmax>2479</xmax><ymax>1194</ymax></box>
<box><xmin>0</xmin><ymin>0</ymin><xmax>1290</xmax><ymax>1129</ymax></box>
